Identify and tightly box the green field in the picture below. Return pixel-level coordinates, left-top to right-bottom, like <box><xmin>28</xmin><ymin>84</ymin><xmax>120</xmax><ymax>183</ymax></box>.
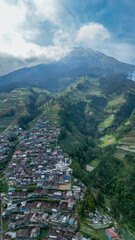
<box><xmin>98</xmin><ymin>114</ymin><xmax>115</xmax><ymax>132</ymax></box>
<box><xmin>3</xmin><ymin>219</ymin><xmax>8</xmax><ymax>231</ymax></box>
<box><xmin>0</xmin><ymin>88</ymin><xmax>30</xmax><ymax>132</ymax></box>
<box><xmin>41</xmin><ymin>101</ymin><xmax>61</xmax><ymax>127</ymax></box>
<box><xmin>114</xmin><ymin>148</ymin><xmax>126</xmax><ymax>160</ymax></box>
<box><xmin>107</xmin><ymin>94</ymin><xmax>125</xmax><ymax>107</ymax></box>
<box><xmin>100</xmin><ymin>134</ymin><xmax>116</xmax><ymax>147</ymax></box>
<box><xmin>119</xmin><ymin>226</ymin><xmax>135</xmax><ymax>240</ymax></box>
<box><xmin>89</xmin><ymin>159</ymin><xmax>99</xmax><ymax>168</ymax></box>
<box><xmin>80</xmin><ymin>220</ymin><xmax>108</xmax><ymax>240</ymax></box>
<box><xmin>114</xmin><ymin>127</ymin><xmax>135</xmax><ymax>159</ymax></box>
<box><xmin>61</xmin><ymin>76</ymin><xmax>101</xmax><ymax>103</ymax></box>
<box><xmin>40</xmin><ymin>228</ymin><xmax>49</xmax><ymax>238</ymax></box>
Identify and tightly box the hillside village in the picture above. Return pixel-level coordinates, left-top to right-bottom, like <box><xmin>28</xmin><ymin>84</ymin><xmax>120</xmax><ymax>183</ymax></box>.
<box><xmin>0</xmin><ymin>118</ymin><xmax>85</xmax><ymax>240</ymax></box>
<box><xmin>0</xmin><ymin>117</ymin><xmax>122</xmax><ymax>240</ymax></box>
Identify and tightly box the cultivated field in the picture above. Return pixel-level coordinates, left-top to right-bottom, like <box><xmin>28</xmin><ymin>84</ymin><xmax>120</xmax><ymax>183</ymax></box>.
<box><xmin>0</xmin><ymin>88</ymin><xmax>30</xmax><ymax>132</ymax></box>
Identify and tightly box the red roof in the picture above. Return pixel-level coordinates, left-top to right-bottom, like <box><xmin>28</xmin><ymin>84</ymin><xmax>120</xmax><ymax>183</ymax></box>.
<box><xmin>106</xmin><ymin>228</ymin><xmax>120</xmax><ymax>239</ymax></box>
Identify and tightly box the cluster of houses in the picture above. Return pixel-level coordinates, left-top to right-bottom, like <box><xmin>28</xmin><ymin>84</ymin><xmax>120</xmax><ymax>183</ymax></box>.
<box><xmin>0</xmin><ymin>117</ymin><xmax>120</xmax><ymax>240</ymax></box>
<box><xmin>0</xmin><ymin>129</ymin><xmax>15</xmax><ymax>165</ymax></box>
<box><xmin>1</xmin><ymin>118</ymin><xmax>86</xmax><ymax>239</ymax></box>
<box><xmin>86</xmin><ymin>209</ymin><xmax>113</xmax><ymax>228</ymax></box>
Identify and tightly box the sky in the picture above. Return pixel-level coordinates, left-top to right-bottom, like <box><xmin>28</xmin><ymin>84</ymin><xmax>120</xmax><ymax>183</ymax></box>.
<box><xmin>0</xmin><ymin>0</ymin><xmax>135</xmax><ymax>75</ymax></box>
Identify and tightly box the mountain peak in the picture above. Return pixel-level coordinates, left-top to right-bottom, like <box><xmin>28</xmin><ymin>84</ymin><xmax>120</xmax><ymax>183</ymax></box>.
<box><xmin>0</xmin><ymin>48</ymin><xmax>134</xmax><ymax>93</ymax></box>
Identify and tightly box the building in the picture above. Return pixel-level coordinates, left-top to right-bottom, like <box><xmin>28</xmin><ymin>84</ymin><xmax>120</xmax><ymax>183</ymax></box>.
<box><xmin>105</xmin><ymin>228</ymin><xmax>120</xmax><ymax>240</ymax></box>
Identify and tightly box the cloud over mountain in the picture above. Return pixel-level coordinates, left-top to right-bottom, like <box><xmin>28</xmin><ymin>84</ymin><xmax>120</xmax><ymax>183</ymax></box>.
<box><xmin>0</xmin><ymin>0</ymin><xmax>135</xmax><ymax>75</ymax></box>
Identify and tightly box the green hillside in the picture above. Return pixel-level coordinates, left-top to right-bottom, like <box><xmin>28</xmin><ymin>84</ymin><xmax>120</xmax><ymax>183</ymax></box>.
<box><xmin>46</xmin><ymin>74</ymin><xmax>135</xmax><ymax>232</ymax></box>
<box><xmin>0</xmin><ymin>88</ymin><xmax>30</xmax><ymax>132</ymax></box>
<box><xmin>0</xmin><ymin>87</ymin><xmax>51</xmax><ymax>132</ymax></box>
<box><xmin>1</xmin><ymin>73</ymin><xmax>135</xmax><ymax>232</ymax></box>
<box><xmin>0</xmin><ymin>48</ymin><xmax>135</xmax><ymax>234</ymax></box>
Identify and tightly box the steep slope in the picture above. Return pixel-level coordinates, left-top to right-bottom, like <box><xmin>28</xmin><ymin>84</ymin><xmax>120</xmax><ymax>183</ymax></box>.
<box><xmin>0</xmin><ymin>47</ymin><xmax>134</xmax><ymax>93</ymax></box>
<box><xmin>44</xmin><ymin>74</ymin><xmax>135</xmax><ymax>231</ymax></box>
<box><xmin>0</xmin><ymin>88</ymin><xmax>51</xmax><ymax>133</ymax></box>
<box><xmin>0</xmin><ymin>48</ymin><xmax>135</xmax><ymax>231</ymax></box>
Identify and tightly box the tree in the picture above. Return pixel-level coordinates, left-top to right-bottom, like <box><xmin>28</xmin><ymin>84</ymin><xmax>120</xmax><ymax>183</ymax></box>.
<box><xmin>78</xmin><ymin>201</ymin><xmax>85</xmax><ymax>219</ymax></box>
<box><xmin>58</xmin><ymin>127</ymin><xmax>67</xmax><ymax>140</ymax></box>
<box><xmin>95</xmin><ymin>189</ymin><xmax>105</xmax><ymax>206</ymax></box>
<box><xmin>87</xmin><ymin>195</ymin><xmax>95</xmax><ymax>212</ymax></box>
<box><xmin>110</xmin><ymin>198</ymin><xmax>120</xmax><ymax>219</ymax></box>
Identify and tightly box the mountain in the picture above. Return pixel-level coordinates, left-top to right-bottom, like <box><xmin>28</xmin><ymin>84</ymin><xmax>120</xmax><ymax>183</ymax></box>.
<box><xmin>0</xmin><ymin>48</ymin><xmax>135</xmax><ymax>233</ymax></box>
<box><xmin>0</xmin><ymin>47</ymin><xmax>134</xmax><ymax>93</ymax></box>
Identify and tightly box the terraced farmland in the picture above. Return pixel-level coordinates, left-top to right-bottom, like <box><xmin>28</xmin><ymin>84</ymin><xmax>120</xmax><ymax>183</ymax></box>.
<box><xmin>115</xmin><ymin>128</ymin><xmax>135</xmax><ymax>159</ymax></box>
<box><xmin>0</xmin><ymin>88</ymin><xmax>30</xmax><ymax>132</ymax></box>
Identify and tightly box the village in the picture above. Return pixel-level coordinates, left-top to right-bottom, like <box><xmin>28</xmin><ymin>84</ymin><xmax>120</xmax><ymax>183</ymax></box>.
<box><xmin>0</xmin><ymin>118</ymin><xmax>121</xmax><ymax>240</ymax></box>
<box><xmin>0</xmin><ymin>118</ymin><xmax>85</xmax><ymax>240</ymax></box>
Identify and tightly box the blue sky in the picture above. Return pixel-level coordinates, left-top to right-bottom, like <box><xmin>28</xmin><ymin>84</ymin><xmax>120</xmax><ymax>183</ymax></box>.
<box><xmin>0</xmin><ymin>0</ymin><xmax>135</xmax><ymax>75</ymax></box>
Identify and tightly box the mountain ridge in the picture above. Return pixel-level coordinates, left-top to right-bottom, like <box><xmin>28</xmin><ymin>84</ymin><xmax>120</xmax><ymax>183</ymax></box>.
<box><xmin>0</xmin><ymin>47</ymin><xmax>134</xmax><ymax>93</ymax></box>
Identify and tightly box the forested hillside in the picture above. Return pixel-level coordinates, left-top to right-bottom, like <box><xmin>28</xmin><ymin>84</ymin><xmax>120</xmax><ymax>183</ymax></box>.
<box><xmin>53</xmin><ymin>74</ymin><xmax>135</xmax><ymax>231</ymax></box>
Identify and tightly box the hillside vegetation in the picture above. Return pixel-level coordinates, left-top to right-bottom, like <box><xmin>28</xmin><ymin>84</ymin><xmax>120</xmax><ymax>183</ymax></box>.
<box><xmin>0</xmin><ymin>48</ymin><xmax>135</xmax><ymax>233</ymax></box>
<box><xmin>53</xmin><ymin>74</ymin><xmax>135</xmax><ymax>231</ymax></box>
<box><xmin>0</xmin><ymin>88</ymin><xmax>51</xmax><ymax>132</ymax></box>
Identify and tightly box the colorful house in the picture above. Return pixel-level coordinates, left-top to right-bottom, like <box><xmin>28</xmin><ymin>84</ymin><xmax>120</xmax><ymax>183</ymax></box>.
<box><xmin>105</xmin><ymin>228</ymin><xmax>120</xmax><ymax>240</ymax></box>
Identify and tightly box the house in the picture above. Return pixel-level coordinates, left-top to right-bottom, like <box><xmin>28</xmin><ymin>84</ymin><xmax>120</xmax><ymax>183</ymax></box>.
<box><xmin>3</xmin><ymin>232</ymin><xmax>16</xmax><ymax>240</ymax></box>
<box><xmin>53</xmin><ymin>191</ymin><xmax>62</xmax><ymax>199</ymax></box>
<box><xmin>48</xmin><ymin>229</ymin><xmax>58</xmax><ymax>239</ymax></box>
<box><xmin>105</xmin><ymin>228</ymin><xmax>120</xmax><ymax>240</ymax></box>
<box><xmin>68</xmin><ymin>200</ymin><xmax>74</xmax><ymax>210</ymax></box>
<box><xmin>69</xmin><ymin>217</ymin><xmax>75</xmax><ymax>225</ymax></box>
<box><xmin>73</xmin><ymin>232</ymin><xmax>83</xmax><ymax>240</ymax></box>
<box><xmin>30</xmin><ymin>227</ymin><xmax>40</xmax><ymax>238</ymax></box>
<box><xmin>16</xmin><ymin>228</ymin><xmax>32</xmax><ymax>239</ymax></box>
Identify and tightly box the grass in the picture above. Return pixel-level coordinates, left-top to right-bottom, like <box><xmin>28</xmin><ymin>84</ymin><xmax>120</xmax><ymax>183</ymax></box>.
<box><xmin>3</xmin><ymin>219</ymin><xmax>8</xmax><ymax>231</ymax></box>
<box><xmin>98</xmin><ymin>115</ymin><xmax>115</xmax><ymax>131</ymax></box>
<box><xmin>107</xmin><ymin>94</ymin><xmax>125</xmax><ymax>107</ymax></box>
<box><xmin>98</xmin><ymin>94</ymin><xmax>126</xmax><ymax>133</ymax></box>
<box><xmin>100</xmin><ymin>134</ymin><xmax>116</xmax><ymax>147</ymax></box>
<box><xmin>114</xmin><ymin>149</ymin><xmax>126</xmax><ymax>160</ymax></box>
<box><xmin>61</xmin><ymin>76</ymin><xmax>101</xmax><ymax>103</ymax></box>
<box><xmin>40</xmin><ymin>228</ymin><xmax>49</xmax><ymax>238</ymax></box>
<box><xmin>27</xmin><ymin>184</ymin><xmax>37</xmax><ymax>192</ymax></box>
<box><xmin>89</xmin><ymin>159</ymin><xmax>99</xmax><ymax>168</ymax></box>
<box><xmin>115</xmin><ymin>127</ymin><xmax>135</xmax><ymax>158</ymax></box>
<box><xmin>0</xmin><ymin>88</ymin><xmax>30</xmax><ymax>133</ymax></box>
<box><xmin>104</xmin><ymin>196</ymin><xmax>111</xmax><ymax>207</ymax></box>
<box><xmin>80</xmin><ymin>220</ymin><xmax>108</xmax><ymax>240</ymax></box>
<box><xmin>119</xmin><ymin>226</ymin><xmax>135</xmax><ymax>240</ymax></box>
<box><xmin>41</xmin><ymin>101</ymin><xmax>61</xmax><ymax>127</ymax></box>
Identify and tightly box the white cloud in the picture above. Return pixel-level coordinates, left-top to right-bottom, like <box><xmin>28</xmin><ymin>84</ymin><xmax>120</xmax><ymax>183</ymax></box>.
<box><xmin>0</xmin><ymin>0</ymin><xmax>26</xmax><ymax>35</ymax></box>
<box><xmin>75</xmin><ymin>22</ymin><xmax>135</xmax><ymax>64</ymax></box>
<box><xmin>53</xmin><ymin>29</ymin><xmax>75</xmax><ymax>47</ymax></box>
<box><xmin>0</xmin><ymin>0</ymin><xmax>71</xmax><ymax>69</ymax></box>
<box><xmin>32</xmin><ymin>0</ymin><xmax>62</xmax><ymax>26</ymax></box>
<box><xmin>76</xmin><ymin>22</ymin><xmax>110</xmax><ymax>47</ymax></box>
<box><xmin>0</xmin><ymin>1</ymin><xmax>135</xmax><ymax>76</ymax></box>
<box><xmin>0</xmin><ymin>30</ymin><xmax>70</xmax><ymax>60</ymax></box>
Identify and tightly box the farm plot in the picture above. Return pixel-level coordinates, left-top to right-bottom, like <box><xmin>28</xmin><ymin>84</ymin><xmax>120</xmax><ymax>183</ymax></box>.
<box><xmin>117</xmin><ymin>128</ymin><xmax>135</xmax><ymax>153</ymax></box>
<box><xmin>0</xmin><ymin>88</ymin><xmax>30</xmax><ymax>132</ymax></box>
